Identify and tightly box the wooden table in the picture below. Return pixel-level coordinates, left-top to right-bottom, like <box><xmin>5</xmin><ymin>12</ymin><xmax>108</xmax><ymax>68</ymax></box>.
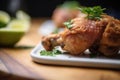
<box><xmin>0</xmin><ymin>18</ymin><xmax>120</xmax><ymax>80</ymax></box>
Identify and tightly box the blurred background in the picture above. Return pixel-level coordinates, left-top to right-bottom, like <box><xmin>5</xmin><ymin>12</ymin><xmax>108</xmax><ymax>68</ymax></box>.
<box><xmin>0</xmin><ymin>0</ymin><xmax>120</xmax><ymax>19</ymax></box>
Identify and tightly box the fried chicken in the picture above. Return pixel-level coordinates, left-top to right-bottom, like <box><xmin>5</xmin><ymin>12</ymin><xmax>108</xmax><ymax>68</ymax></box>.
<box><xmin>89</xmin><ymin>15</ymin><xmax>120</xmax><ymax>56</ymax></box>
<box><xmin>92</xmin><ymin>15</ymin><xmax>120</xmax><ymax>56</ymax></box>
<box><xmin>42</xmin><ymin>8</ymin><xmax>120</xmax><ymax>57</ymax></box>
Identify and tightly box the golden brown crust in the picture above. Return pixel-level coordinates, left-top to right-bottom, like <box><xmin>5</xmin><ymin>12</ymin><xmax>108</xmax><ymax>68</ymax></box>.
<box><xmin>90</xmin><ymin>15</ymin><xmax>120</xmax><ymax>56</ymax></box>
<box><xmin>60</xmin><ymin>16</ymin><xmax>104</xmax><ymax>55</ymax></box>
<box><xmin>100</xmin><ymin>19</ymin><xmax>120</xmax><ymax>46</ymax></box>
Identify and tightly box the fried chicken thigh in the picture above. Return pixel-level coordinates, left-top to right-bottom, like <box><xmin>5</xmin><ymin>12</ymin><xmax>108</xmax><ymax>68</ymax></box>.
<box><xmin>97</xmin><ymin>16</ymin><xmax>120</xmax><ymax>56</ymax></box>
<box><xmin>89</xmin><ymin>15</ymin><xmax>120</xmax><ymax>56</ymax></box>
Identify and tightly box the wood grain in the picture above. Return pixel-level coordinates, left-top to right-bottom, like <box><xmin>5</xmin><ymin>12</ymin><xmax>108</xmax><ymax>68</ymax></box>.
<box><xmin>0</xmin><ymin>49</ymin><xmax>43</xmax><ymax>80</ymax></box>
<box><xmin>0</xmin><ymin>18</ymin><xmax>120</xmax><ymax>80</ymax></box>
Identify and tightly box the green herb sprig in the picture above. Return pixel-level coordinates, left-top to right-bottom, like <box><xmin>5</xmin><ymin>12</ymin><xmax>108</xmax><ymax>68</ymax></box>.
<box><xmin>64</xmin><ymin>20</ymin><xmax>73</xmax><ymax>29</ymax></box>
<box><xmin>79</xmin><ymin>6</ymin><xmax>106</xmax><ymax>20</ymax></box>
<box><xmin>40</xmin><ymin>48</ymin><xmax>62</xmax><ymax>56</ymax></box>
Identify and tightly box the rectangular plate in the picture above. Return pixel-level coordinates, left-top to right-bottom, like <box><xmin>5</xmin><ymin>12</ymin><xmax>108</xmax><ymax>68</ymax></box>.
<box><xmin>31</xmin><ymin>42</ymin><xmax>120</xmax><ymax>69</ymax></box>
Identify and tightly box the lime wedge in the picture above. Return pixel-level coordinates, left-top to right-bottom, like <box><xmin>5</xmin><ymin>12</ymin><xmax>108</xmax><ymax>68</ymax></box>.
<box><xmin>7</xmin><ymin>19</ymin><xmax>30</xmax><ymax>31</ymax></box>
<box><xmin>15</xmin><ymin>10</ymin><xmax>31</xmax><ymax>31</ymax></box>
<box><xmin>0</xmin><ymin>11</ymin><xmax>10</xmax><ymax>28</ymax></box>
<box><xmin>16</xmin><ymin>10</ymin><xmax>31</xmax><ymax>21</ymax></box>
<box><xmin>0</xmin><ymin>28</ymin><xmax>25</xmax><ymax>46</ymax></box>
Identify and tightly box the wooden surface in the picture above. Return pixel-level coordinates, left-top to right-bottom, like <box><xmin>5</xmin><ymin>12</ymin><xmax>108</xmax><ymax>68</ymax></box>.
<box><xmin>0</xmin><ymin>18</ymin><xmax>120</xmax><ymax>80</ymax></box>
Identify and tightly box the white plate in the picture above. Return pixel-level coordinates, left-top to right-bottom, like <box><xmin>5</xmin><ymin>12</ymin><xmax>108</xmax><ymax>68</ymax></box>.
<box><xmin>33</xmin><ymin>20</ymin><xmax>120</xmax><ymax>69</ymax></box>
<box><xmin>31</xmin><ymin>42</ymin><xmax>120</xmax><ymax>69</ymax></box>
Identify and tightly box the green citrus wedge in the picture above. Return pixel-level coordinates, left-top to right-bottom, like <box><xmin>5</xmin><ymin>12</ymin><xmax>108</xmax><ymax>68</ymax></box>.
<box><xmin>0</xmin><ymin>28</ymin><xmax>25</xmax><ymax>46</ymax></box>
<box><xmin>7</xmin><ymin>19</ymin><xmax>30</xmax><ymax>31</ymax></box>
<box><xmin>0</xmin><ymin>19</ymin><xmax>28</xmax><ymax>46</ymax></box>
<box><xmin>16</xmin><ymin>10</ymin><xmax>31</xmax><ymax>21</ymax></box>
<box><xmin>0</xmin><ymin>11</ymin><xmax>10</xmax><ymax>28</ymax></box>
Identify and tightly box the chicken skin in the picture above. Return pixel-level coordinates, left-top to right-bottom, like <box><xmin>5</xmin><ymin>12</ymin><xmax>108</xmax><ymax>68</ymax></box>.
<box><xmin>89</xmin><ymin>15</ymin><xmax>120</xmax><ymax>56</ymax></box>
<box><xmin>60</xmin><ymin>16</ymin><xmax>105</xmax><ymax>55</ymax></box>
<box><xmin>97</xmin><ymin>16</ymin><xmax>120</xmax><ymax>56</ymax></box>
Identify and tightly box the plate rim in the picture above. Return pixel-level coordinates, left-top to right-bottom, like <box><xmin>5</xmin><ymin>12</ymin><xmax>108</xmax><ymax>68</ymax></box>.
<box><xmin>30</xmin><ymin>42</ymin><xmax>120</xmax><ymax>69</ymax></box>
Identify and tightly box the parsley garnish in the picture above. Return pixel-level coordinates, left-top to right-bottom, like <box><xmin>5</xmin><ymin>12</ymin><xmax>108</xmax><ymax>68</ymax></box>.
<box><xmin>40</xmin><ymin>48</ymin><xmax>62</xmax><ymax>56</ymax></box>
<box><xmin>79</xmin><ymin>6</ymin><xmax>105</xmax><ymax>20</ymax></box>
<box><xmin>64</xmin><ymin>20</ymin><xmax>73</xmax><ymax>29</ymax></box>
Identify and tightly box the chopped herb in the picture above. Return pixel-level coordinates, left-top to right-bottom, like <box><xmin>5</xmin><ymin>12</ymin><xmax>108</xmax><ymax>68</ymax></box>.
<box><xmin>79</xmin><ymin>6</ymin><xmax>106</xmax><ymax>20</ymax></box>
<box><xmin>64</xmin><ymin>20</ymin><xmax>73</xmax><ymax>29</ymax></box>
<box><xmin>40</xmin><ymin>48</ymin><xmax>62</xmax><ymax>56</ymax></box>
<box><xmin>52</xmin><ymin>48</ymin><xmax>62</xmax><ymax>55</ymax></box>
<box><xmin>40</xmin><ymin>50</ymin><xmax>52</xmax><ymax>56</ymax></box>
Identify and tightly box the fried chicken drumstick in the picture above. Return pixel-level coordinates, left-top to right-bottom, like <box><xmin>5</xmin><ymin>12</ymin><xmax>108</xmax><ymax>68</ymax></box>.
<box><xmin>42</xmin><ymin>6</ymin><xmax>120</xmax><ymax>57</ymax></box>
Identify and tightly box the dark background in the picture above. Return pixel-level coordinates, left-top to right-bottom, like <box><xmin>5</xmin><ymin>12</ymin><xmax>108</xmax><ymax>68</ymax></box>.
<box><xmin>0</xmin><ymin>0</ymin><xmax>120</xmax><ymax>19</ymax></box>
